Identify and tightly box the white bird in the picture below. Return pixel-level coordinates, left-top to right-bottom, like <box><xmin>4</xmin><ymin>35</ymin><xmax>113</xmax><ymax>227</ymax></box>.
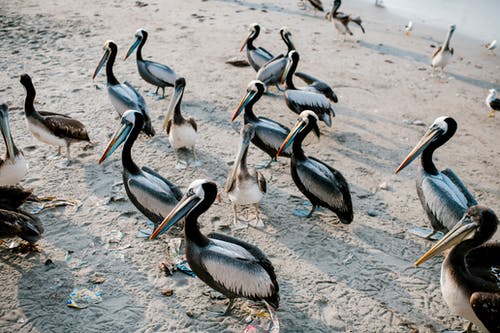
<box><xmin>484</xmin><ymin>40</ymin><xmax>496</xmax><ymax>56</ymax></box>
<box><xmin>485</xmin><ymin>89</ymin><xmax>500</xmax><ymax>118</ymax></box>
<box><xmin>405</xmin><ymin>21</ymin><xmax>413</xmax><ymax>37</ymax></box>
<box><xmin>431</xmin><ymin>24</ymin><xmax>456</xmax><ymax>75</ymax></box>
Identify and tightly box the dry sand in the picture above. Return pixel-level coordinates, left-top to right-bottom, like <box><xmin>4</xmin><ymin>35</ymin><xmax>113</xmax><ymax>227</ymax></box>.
<box><xmin>0</xmin><ymin>0</ymin><xmax>499</xmax><ymax>332</ymax></box>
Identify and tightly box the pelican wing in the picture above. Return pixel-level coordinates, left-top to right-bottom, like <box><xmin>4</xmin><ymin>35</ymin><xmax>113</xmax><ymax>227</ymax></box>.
<box><xmin>470</xmin><ymin>292</ymin><xmax>500</xmax><ymax>333</ymax></box>
<box><xmin>285</xmin><ymin>90</ymin><xmax>334</xmax><ymax>125</ymax></box>
<box><xmin>123</xmin><ymin>81</ymin><xmax>147</xmax><ymax>111</ymax></box>
<box><xmin>108</xmin><ymin>83</ymin><xmax>145</xmax><ymax>113</ymax></box>
<box><xmin>44</xmin><ymin>115</ymin><xmax>89</xmax><ymax>141</ymax></box>
<box><xmin>252</xmin><ymin>117</ymin><xmax>291</xmax><ymax>154</ymax></box>
<box><xmin>39</xmin><ymin>111</ymin><xmax>71</xmax><ymax>118</ymax></box>
<box><xmin>187</xmin><ymin>117</ymin><xmax>198</xmax><ymax>132</ymax></box>
<box><xmin>141</xmin><ymin>166</ymin><xmax>183</xmax><ymax>200</ymax></box>
<box><xmin>255</xmin><ymin>47</ymin><xmax>274</xmax><ymax>62</ymax></box>
<box><xmin>0</xmin><ymin>209</ymin><xmax>43</xmax><ymax>243</ymax></box>
<box><xmin>256</xmin><ymin>55</ymin><xmax>286</xmax><ymax>85</ymax></box>
<box><xmin>466</xmin><ymin>243</ymin><xmax>500</xmax><ymax>286</ymax></box>
<box><xmin>0</xmin><ymin>185</ymin><xmax>32</xmax><ymax>210</ymax></box>
<box><xmin>441</xmin><ymin>169</ymin><xmax>477</xmax><ymax>207</ymax></box>
<box><xmin>295</xmin><ymin>71</ymin><xmax>338</xmax><ymax>103</ymax></box>
<box><xmin>308</xmin><ymin>0</ymin><xmax>324</xmax><ymax>11</ymax></box>
<box><xmin>143</xmin><ymin>60</ymin><xmax>176</xmax><ymax>86</ymax></box>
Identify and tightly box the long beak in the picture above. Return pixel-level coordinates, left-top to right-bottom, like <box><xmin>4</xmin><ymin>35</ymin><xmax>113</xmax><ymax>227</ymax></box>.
<box><xmin>0</xmin><ymin>114</ymin><xmax>15</xmax><ymax>162</ymax></box>
<box><xmin>394</xmin><ymin>127</ymin><xmax>442</xmax><ymax>174</ymax></box>
<box><xmin>225</xmin><ymin>139</ymin><xmax>249</xmax><ymax>193</ymax></box>
<box><xmin>231</xmin><ymin>90</ymin><xmax>254</xmax><ymax>122</ymax></box>
<box><xmin>280</xmin><ymin>57</ymin><xmax>292</xmax><ymax>85</ymax></box>
<box><xmin>276</xmin><ymin>119</ymin><xmax>305</xmax><ymax>158</ymax></box>
<box><xmin>239</xmin><ymin>32</ymin><xmax>250</xmax><ymax>52</ymax></box>
<box><xmin>163</xmin><ymin>83</ymin><xmax>184</xmax><ymax>130</ymax></box>
<box><xmin>149</xmin><ymin>194</ymin><xmax>200</xmax><ymax>239</ymax></box>
<box><xmin>124</xmin><ymin>37</ymin><xmax>140</xmax><ymax>61</ymax></box>
<box><xmin>92</xmin><ymin>49</ymin><xmax>109</xmax><ymax>80</ymax></box>
<box><xmin>414</xmin><ymin>214</ymin><xmax>476</xmax><ymax>266</ymax></box>
<box><xmin>98</xmin><ymin>123</ymin><xmax>131</xmax><ymax>164</ymax></box>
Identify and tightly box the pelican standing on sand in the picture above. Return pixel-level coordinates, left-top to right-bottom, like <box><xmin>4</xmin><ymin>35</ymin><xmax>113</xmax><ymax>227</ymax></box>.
<box><xmin>231</xmin><ymin>80</ymin><xmax>291</xmax><ymax>167</ymax></box>
<box><xmin>20</xmin><ymin>74</ymin><xmax>90</xmax><ymax>165</ymax></box>
<box><xmin>325</xmin><ymin>0</ymin><xmax>365</xmax><ymax>41</ymax></box>
<box><xmin>395</xmin><ymin>116</ymin><xmax>477</xmax><ymax>239</ymax></box>
<box><xmin>415</xmin><ymin>205</ymin><xmax>500</xmax><ymax>333</ymax></box>
<box><xmin>149</xmin><ymin>179</ymin><xmax>279</xmax><ymax>315</ymax></box>
<box><xmin>485</xmin><ymin>89</ymin><xmax>500</xmax><ymax>118</ymax></box>
<box><xmin>99</xmin><ymin>110</ymin><xmax>183</xmax><ymax>234</ymax></box>
<box><xmin>0</xmin><ymin>104</ymin><xmax>28</xmax><ymax>185</ymax></box>
<box><xmin>240</xmin><ymin>23</ymin><xmax>274</xmax><ymax>72</ymax></box>
<box><xmin>163</xmin><ymin>77</ymin><xmax>198</xmax><ymax>169</ymax></box>
<box><xmin>92</xmin><ymin>40</ymin><xmax>155</xmax><ymax>136</ymax></box>
<box><xmin>431</xmin><ymin>25</ymin><xmax>456</xmax><ymax>74</ymax></box>
<box><xmin>277</xmin><ymin>111</ymin><xmax>353</xmax><ymax>222</ymax></box>
<box><xmin>124</xmin><ymin>28</ymin><xmax>177</xmax><ymax>99</ymax></box>
<box><xmin>226</xmin><ymin>124</ymin><xmax>267</xmax><ymax>229</ymax></box>
<box><xmin>281</xmin><ymin>51</ymin><xmax>335</xmax><ymax>127</ymax></box>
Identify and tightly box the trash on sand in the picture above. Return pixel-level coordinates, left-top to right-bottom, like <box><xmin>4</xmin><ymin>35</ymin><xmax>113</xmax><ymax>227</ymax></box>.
<box><xmin>243</xmin><ymin>303</ymin><xmax>280</xmax><ymax>333</ymax></box>
<box><xmin>161</xmin><ymin>288</ymin><xmax>174</xmax><ymax>296</ymax></box>
<box><xmin>176</xmin><ymin>260</ymin><xmax>195</xmax><ymax>277</ymax></box>
<box><xmin>67</xmin><ymin>286</ymin><xmax>102</xmax><ymax>309</ymax></box>
<box><xmin>107</xmin><ymin>230</ymin><xmax>123</xmax><ymax>243</ymax></box>
<box><xmin>136</xmin><ymin>220</ymin><xmax>155</xmax><ymax>238</ymax></box>
<box><xmin>65</xmin><ymin>250</ymin><xmax>73</xmax><ymax>263</ymax></box>
<box><xmin>158</xmin><ymin>238</ymin><xmax>196</xmax><ymax>277</ymax></box>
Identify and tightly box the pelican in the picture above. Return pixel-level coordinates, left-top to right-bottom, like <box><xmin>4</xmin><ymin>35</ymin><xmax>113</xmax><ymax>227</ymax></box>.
<box><xmin>162</xmin><ymin>77</ymin><xmax>198</xmax><ymax>169</ymax></box>
<box><xmin>297</xmin><ymin>0</ymin><xmax>324</xmax><ymax>14</ymax></box>
<box><xmin>325</xmin><ymin>0</ymin><xmax>365</xmax><ymax>41</ymax></box>
<box><xmin>405</xmin><ymin>21</ymin><xmax>413</xmax><ymax>37</ymax></box>
<box><xmin>99</xmin><ymin>110</ymin><xmax>183</xmax><ymax>234</ymax></box>
<box><xmin>256</xmin><ymin>27</ymin><xmax>295</xmax><ymax>91</ymax></box>
<box><xmin>231</xmin><ymin>80</ymin><xmax>291</xmax><ymax>167</ymax></box>
<box><xmin>484</xmin><ymin>40</ymin><xmax>496</xmax><ymax>56</ymax></box>
<box><xmin>0</xmin><ymin>104</ymin><xmax>28</xmax><ymax>185</ymax></box>
<box><xmin>415</xmin><ymin>205</ymin><xmax>499</xmax><ymax>333</ymax></box>
<box><xmin>431</xmin><ymin>25</ymin><xmax>456</xmax><ymax>74</ymax></box>
<box><xmin>20</xmin><ymin>74</ymin><xmax>90</xmax><ymax>165</ymax></box>
<box><xmin>92</xmin><ymin>40</ymin><xmax>155</xmax><ymax>137</ymax></box>
<box><xmin>485</xmin><ymin>89</ymin><xmax>500</xmax><ymax>118</ymax></box>
<box><xmin>281</xmin><ymin>51</ymin><xmax>335</xmax><ymax>127</ymax></box>
<box><xmin>395</xmin><ymin>116</ymin><xmax>477</xmax><ymax>239</ymax></box>
<box><xmin>226</xmin><ymin>124</ymin><xmax>267</xmax><ymax>229</ymax></box>
<box><xmin>276</xmin><ymin>111</ymin><xmax>353</xmax><ymax>222</ymax></box>
<box><xmin>149</xmin><ymin>179</ymin><xmax>279</xmax><ymax>315</ymax></box>
<box><xmin>240</xmin><ymin>23</ymin><xmax>274</xmax><ymax>72</ymax></box>
<box><xmin>124</xmin><ymin>28</ymin><xmax>177</xmax><ymax>99</ymax></box>
<box><xmin>294</xmin><ymin>71</ymin><xmax>338</xmax><ymax>103</ymax></box>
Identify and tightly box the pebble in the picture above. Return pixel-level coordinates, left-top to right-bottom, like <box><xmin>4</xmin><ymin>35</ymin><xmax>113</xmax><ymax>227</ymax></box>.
<box><xmin>367</xmin><ymin>209</ymin><xmax>378</xmax><ymax>217</ymax></box>
<box><xmin>161</xmin><ymin>288</ymin><xmax>174</xmax><ymax>297</ymax></box>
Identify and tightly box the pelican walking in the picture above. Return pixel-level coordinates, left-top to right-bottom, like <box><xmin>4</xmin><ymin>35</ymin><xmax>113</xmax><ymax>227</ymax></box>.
<box><xmin>485</xmin><ymin>89</ymin><xmax>500</xmax><ymax>118</ymax></box>
<box><xmin>99</xmin><ymin>110</ymin><xmax>183</xmax><ymax>234</ymax></box>
<box><xmin>124</xmin><ymin>28</ymin><xmax>177</xmax><ymax>99</ymax></box>
<box><xmin>93</xmin><ymin>40</ymin><xmax>155</xmax><ymax>136</ymax></box>
<box><xmin>149</xmin><ymin>179</ymin><xmax>279</xmax><ymax>315</ymax></box>
<box><xmin>431</xmin><ymin>25</ymin><xmax>456</xmax><ymax>74</ymax></box>
<box><xmin>395</xmin><ymin>116</ymin><xmax>477</xmax><ymax>239</ymax></box>
<box><xmin>325</xmin><ymin>0</ymin><xmax>365</xmax><ymax>41</ymax></box>
<box><xmin>0</xmin><ymin>104</ymin><xmax>28</xmax><ymax>185</ymax></box>
<box><xmin>277</xmin><ymin>111</ymin><xmax>353</xmax><ymax>222</ymax></box>
<box><xmin>415</xmin><ymin>205</ymin><xmax>500</xmax><ymax>333</ymax></box>
<box><xmin>240</xmin><ymin>23</ymin><xmax>274</xmax><ymax>72</ymax></box>
<box><xmin>20</xmin><ymin>74</ymin><xmax>90</xmax><ymax>165</ymax></box>
<box><xmin>226</xmin><ymin>124</ymin><xmax>267</xmax><ymax>229</ymax></box>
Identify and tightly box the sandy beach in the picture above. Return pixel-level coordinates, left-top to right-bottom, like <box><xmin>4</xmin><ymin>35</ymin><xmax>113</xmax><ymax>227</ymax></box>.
<box><xmin>0</xmin><ymin>0</ymin><xmax>499</xmax><ymax>332</ymax></box>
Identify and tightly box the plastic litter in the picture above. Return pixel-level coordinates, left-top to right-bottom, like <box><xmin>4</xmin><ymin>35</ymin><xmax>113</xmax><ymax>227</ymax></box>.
<box><xmin>67</xmin><ymin>286</ymin><xmax>102</xmax><ymax>309</ymax></box>
<box><xmin>137</xmin><ymin>220</ymin><xmax>155</xmax><ymax>238</ymax></box>
<box><xmin>159</xmin><ymin>238</ymin><xmax>195</xmax><ymax>277</ymax></box>
<box><xmin>243</xmin><ymin>303</ymin><xmax>279</xmax><ymax>333</ymax></box>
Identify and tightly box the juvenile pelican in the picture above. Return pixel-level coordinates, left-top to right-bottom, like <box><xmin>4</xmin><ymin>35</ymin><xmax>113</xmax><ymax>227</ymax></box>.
<box><xmin>277</xmin><ymin>111</ymin><xmax>353</xmax><ymax>222</ymax></box>
<box><xmin>93</xmin><ymin>40</ymin><xmax>155</xmax><ymax>136</ymax></box>
<box><xmin>395</xmin><ymin>116</ymin><xmax>477</xmax><ymax>239</ymax></box>
<box><xmin>232</xmin><ymin>80</ymin><xmax>291</xmax><ymax>167</ymax></box>
<box><xmin>415</xmin><ymin>206</ymin><xmax>499</xmax><ymax>333</ymax></box>
<box><xmin>431</xmin><ymin>25</ymin><xmax>456</xmax><ymax>74</ymax></box>
<box><xmin>240</xmin><ymin>23</ymin><xmax>274</xmax><ymax>72</ymax></box>
<box><xmin>162</xmin><ymin>77</ymin><xmax>198</xmax><ymax>169</ymax></box>
<box><xmin>226</xmin><ymin>125</ymin><xmax>267</xmax><ymax>229</ymax></box>
<box><xmin>20</xmin><ymin>74</ymin><xmax>90</xmax><ymax>164</ymax></box>
<box><xmin>124</xmin><ymin>28</ymin><xmax>177</xmax><ymax>99</ymax></box>
<box><xmin>281</xmin><ymin>51</ymin><xmax>335</xmax><ymax>127</ymax></box>
<box><xmin>149</xmin><ymin>179</ymin><xmax>279</xmax><ymax>315</ymax></box>
<box><xmin>485</xmin><ymin>89</ymin><xmax>500</xmax><ymax>118</ymax></box>
<box><xmin>325</xmin><ymin>0</ymin><xmax>365</xmax><ymax>41</ymax></box>
<box><xmin>99</xmin><ymin>110</ymin><xmax>183</xmax><ymax>233</ymax></box>
<box><xmin>0</xmin><ymin>104</ymin><xmax>28</xmax><ymax>185</ymax></box>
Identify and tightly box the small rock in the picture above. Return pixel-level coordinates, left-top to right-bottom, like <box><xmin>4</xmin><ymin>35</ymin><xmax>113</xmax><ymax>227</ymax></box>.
<box><xmin>225</xmin><ymin>57</ymin><xmax>249</xmax><ymax>67</ymax></box>
<box><xmin>90</xmin><ymin>275</ymin><xmax>106</xmax><ymax>284</ymax></box>
<box><xmin>378</xmin><ymin>182</ymin><xmax>390</xmax><ymax>191</ymax></box>
<box><xmin>412</xmin><ymin>120</ymin><xmax>426</xmax><ymax>126</ymax></box>
<box><xmin>367</xmin><ymin>209</ymin><xmax>378</xmax><ymax>217</ymax></box>
<box><xmin>186</xmin><ymin>310</ymin><xmax>194</xmax><ymax>317</ymax></box>
<box><xmin>161</xmin><ymin>288</ymin><xmax>174</xmax><ymax>297</ymax></box>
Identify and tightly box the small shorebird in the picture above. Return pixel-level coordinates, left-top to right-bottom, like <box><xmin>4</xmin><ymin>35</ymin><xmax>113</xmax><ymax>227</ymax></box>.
<box><xmin>149</xmin><ymin>179</ymin><xmax>279</xmax><ymax>316</ymax></box>
<box><xmin>431</xmin><ymin>24</ymin><xmax>456</xmax><ymax>75</ymax></box>
<box><xmin>240</xmin><ymin>23</ymin><xmax>274</xmax><ymax>72</ymax></box>
<box><xmin>485</xmin><ymin>89</ymin><xmax>500</xmax><ymax>118</ymax></box>
<box><xmin>405</xmin><ymin>21</ymin><xmax>413</xmax><ymax>37</ymax></box>
<box><xmin>415</xmin><ymin>205</ymin><xmax>499</xmax><ymax>333</ymax></box>
<box><xmin>484</xmin><ymin>40</ymin><xmax>496</xmax><ymax>56</ymax></box>
<box><xmin>395</xmin><ymin>116</ymin><xmax>477</xmax><ymax>239</ymax></box>
<box><xmin>325</xmin><ymin>0</ymin><xmax>365</xmax><ymax>41</ymax></box>
<box><xmin>226</xmin><ymin>124</ymin><xmax>267</xmax><ymax>229</ymax></box>
<box><xmin>20</xmin><ymin>74</ymin><xmax>90</xmax><ymax>165</ymax></box>
<box><xmin>124</xmin><ymin>28</ymin><xmax>177</xmax><ymax>99</ymax></box>
<box><xmin>0</xmin><ymin>104</ymin><xmax>28</xmax><ymax>185</ymax></box>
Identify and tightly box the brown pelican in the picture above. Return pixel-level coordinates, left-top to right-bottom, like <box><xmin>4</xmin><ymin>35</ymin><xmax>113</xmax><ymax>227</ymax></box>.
<box><xmin>256</xmin><ymin>27</ymin><xmax>295</xmax><ymax>91</ymax></box>
<box><xmin>415</xmin><ymin>205</ymin><xmax>499</xmax><ymax>333</ymax></box>
<box><xmin>162</xmin><ymin>77</ymin><xmax>198</xmax><ymax>169</ymax></box>
<box><xmin>231</xmin><ymin>80</ymin><xmax>291</xmax><ymax>167</ymax></box>
<box><xmin>240</xmin><ymin>23</ymin><xmax>274</xmax><ymax>72</ymax></box>
<box><xmin>325</xmin><ymin>0</ymin><xmax>365</xmax><ymax>41</ymax></box>
<box><xmin>20</xmin><ymin>74</ymin><xmax>90</xmax><ymax>165</ymax></box>
<box><xmin>431</xmin><ymin>25</ymin><xmax>456</xmax><ymax>74</ymax></box>
<box><xmin>405</xmin><ymin>21</ymin><xmax>413</xmax><ymax>37</ymax></box>
<box><xmin>395</xmin><ymin>116</ymin><xmax>477</xmax><ymax>239</ymax></box>
<box><xmin>485</xmin><ymin>89</ymin><xmax>500</xmax><ymax>118</ymax></box>
<box><xmin>276</xmin><ymin>111</ymin><xmax>353</xmax><ymax>222</ymax></box>
<box><xmin>99</xmin><ymin>110</ymin><xmax>183</xmax><ymax>235</ymax></box>
<box><xmin>281</xmin><ymin>51</ymin><xmax>335</xmax><ymax>127</ymax></box>
<box><xmin>226</xmin><ymin>124</ymin><xmax>267</xmax><ymax>229</ymax></box>
<box><xmin>0</xmin><ymin>104</ymin><xmax>28</xmax><ymax>185</ymax></box>
<box><xmin>124</xmin><ymin>28</ymin><xmax>177</xmax><ymax>99</ymax></box>
<box><xmin>93</xmin><ymin>40</ymin><xmax>155</xmax><ymax>136</ymax></box>
<box><xmin>149</xmin><ymin>179</ymin><xmax>279</xmax><ymax>315</ymax></box>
